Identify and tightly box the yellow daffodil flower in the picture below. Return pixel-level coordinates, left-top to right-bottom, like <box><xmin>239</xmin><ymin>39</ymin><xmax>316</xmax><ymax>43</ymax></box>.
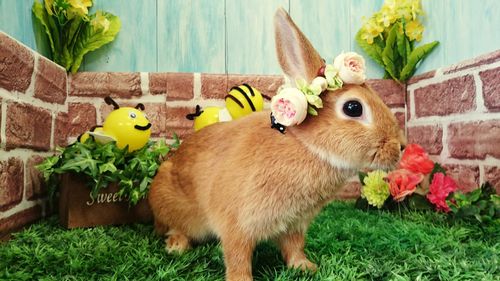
<box><xmin>67</xmin><ymin>0</ymin><xmax>92</xmax><ymax>19</ymax></box>
<box><xmin>361</xmin><ymin>170</ymin><xmax>390</xmax><ymax>208</ymax></box>
<box><xmin>405</xmin><ymin>20</ymin><xmax>424</xmax><ymax>41</ymax></box>
<box><xmin>91</xmin><ymin>11</ymin><xmax>110</xmax><ymax>33</ymax></box>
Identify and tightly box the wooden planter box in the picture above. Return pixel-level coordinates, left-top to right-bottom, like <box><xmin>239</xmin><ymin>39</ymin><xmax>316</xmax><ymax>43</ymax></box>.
<box><xmin>59</xmin><ymin>174</ymin><xmax>152</xmax><ymax>228</ymax></box>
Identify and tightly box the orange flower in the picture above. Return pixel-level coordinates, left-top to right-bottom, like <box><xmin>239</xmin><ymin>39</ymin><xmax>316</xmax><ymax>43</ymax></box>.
<box><xmin>387</xmin><ymin>169</ymin><xmax>424</xmax><ymax>202</ymax></box>
<box><xmin>398</xmin><ymin>144</ymin><xmax>434</xmax><ymax>175</ymax></box>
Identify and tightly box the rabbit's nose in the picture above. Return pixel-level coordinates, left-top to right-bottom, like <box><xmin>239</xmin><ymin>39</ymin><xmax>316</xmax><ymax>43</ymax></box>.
<box><xmin>400</xmin><ymin>144</ymin><xmax>406</xmax><ymax>151</ymax></box>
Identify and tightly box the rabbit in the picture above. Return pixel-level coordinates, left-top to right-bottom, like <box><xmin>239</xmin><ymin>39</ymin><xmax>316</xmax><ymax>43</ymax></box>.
<box><xmin>149</xmin><ymin>7</ymin><xmax>406</xmax><ymax>281</ymax></box>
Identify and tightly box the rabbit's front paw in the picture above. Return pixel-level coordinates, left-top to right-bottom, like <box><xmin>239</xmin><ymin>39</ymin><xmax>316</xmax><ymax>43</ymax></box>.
<box><xmin>165</xmin><ymin>233</ymin><xmax>190</xmax><ymax>254</ymax></box>
<box><xmin>288</xmin><ymin>257</ymin><xmax>317</xmax><ymax>272</ymax></box>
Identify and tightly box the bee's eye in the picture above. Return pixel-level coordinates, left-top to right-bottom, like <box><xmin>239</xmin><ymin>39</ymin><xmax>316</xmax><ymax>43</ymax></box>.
<box><xmin>129</xmin><ymin>112</ymin><xmax>137</xmax><ymax>119</ymax></box>
<box><xmin>342</xmin><ymin>100</ymin><xmax>363</xmax><ymax>118</ymax></box>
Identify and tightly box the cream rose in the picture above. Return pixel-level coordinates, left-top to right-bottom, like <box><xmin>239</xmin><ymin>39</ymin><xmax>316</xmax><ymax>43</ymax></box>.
<box><xmin>333</xmin><ymin>52</ymin><xmax>366</xmax><ymax>84</ymax></box>
<box><xmin>270</xmin><ymin>88</ymin><xmax>308</xmax><ymax>126</ymax></box>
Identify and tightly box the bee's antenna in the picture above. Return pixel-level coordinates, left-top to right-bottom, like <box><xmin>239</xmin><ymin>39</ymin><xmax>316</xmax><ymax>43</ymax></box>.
<box><xmin>135</xmin><ymin>103</ymin><xmax>145</xmax><ymax>110</ymax></box>
<box><xmin>262</xmin><ymin>94</ymin><xmax>272</xmax><ymax>101</ymax></box>
<box><xmin>104</xmin><ymin>96</ymin><xmax>120</xmax><ymax>110</ymax></box>
<box><xmin>186</xmin><ymin>105</ymin><xmax>203</xmax><ymax>120</ymax></box>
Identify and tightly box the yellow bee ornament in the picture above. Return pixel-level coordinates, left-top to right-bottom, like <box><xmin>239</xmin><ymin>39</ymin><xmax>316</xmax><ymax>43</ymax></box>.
<box><xmin>186</xmin><ymin>84</ymin><xmax>270</xmax><ymax>131</ymax></box>
<box><xmin>79</xmin><ymin>97</ymin><xmax>152</xmax><ymax>152</ymax></box>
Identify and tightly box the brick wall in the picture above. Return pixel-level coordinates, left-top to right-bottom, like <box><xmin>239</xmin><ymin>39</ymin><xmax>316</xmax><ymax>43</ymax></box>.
<box><xmin>0</xmin><ymin>32</ymin><xmax>66</xmax><ymax>236</ymax></box>
<box><xmin>1</xmin><ymin>31</ymin><xmax>498</xmax><ymax>234</ymax></box>
<box><xmin>407</xmin><ymin>50</ymin><xmax>500</xmax><ymax>193</ymax></box>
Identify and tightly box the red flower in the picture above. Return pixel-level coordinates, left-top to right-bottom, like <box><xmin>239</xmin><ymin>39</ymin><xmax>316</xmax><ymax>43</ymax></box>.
<box><xmin>426</xmin><ymin>173</ymin><xmax>458</xmax><ymax>212</ymax></box>
<box><xmin>387</xmin><ymin>169</ymin><xmax>424</xmax><ymax>202</ymax></box>
<box><xmin>399</xmin><ymin>144</ymin><xmax>434</xmax><ymax>175</ymax></box>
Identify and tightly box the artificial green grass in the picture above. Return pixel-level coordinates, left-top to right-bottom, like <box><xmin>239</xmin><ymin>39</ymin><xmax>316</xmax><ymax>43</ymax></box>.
<box><xmin>1</xmin><ymin>201</ymin><xmax>498</xmax><ymax>281</ymax></box>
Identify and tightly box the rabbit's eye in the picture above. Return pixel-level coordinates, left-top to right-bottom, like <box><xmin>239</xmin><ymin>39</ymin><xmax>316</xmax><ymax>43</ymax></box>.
<box><xmin>343</xmin><ymin>100</ymin><xmax>363</xmax><ymax>117</ymax></box>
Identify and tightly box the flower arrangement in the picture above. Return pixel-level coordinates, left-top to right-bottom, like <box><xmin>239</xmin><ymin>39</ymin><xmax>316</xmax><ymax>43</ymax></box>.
<box><xmin>32</xmin><ymin>0</ymin><xmax>121</xmax><ymax>73</ymax></box>
<box><xmin>357</xmin><ymin>144</ymin><xmax>500</xmax><ymax>226</ymax></box>
<box><xmin>356</xmin><ymin>0</ymin><xmax>439</xmax><ymax>82</ymax></box>
<box><xmin>270</xmin><ymin>52</ymin><xmax>366</xmax><ymax>128</ymax></box>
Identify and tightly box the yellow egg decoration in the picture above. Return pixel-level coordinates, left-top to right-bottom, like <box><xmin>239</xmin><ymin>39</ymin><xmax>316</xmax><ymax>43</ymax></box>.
<box><xmin>225</xmin><ymin>84</ymin><xmax>264</xmax><ymax>120</ymax></box>
<box><xmin>186</xmin><ymin>84</ymin><xmax>269</xmax><ymax>131</ymax></box>
<box><xmin>79</xmin><ymin>97</ymin><xmax>151</xmax><ymax>152</ymax></box>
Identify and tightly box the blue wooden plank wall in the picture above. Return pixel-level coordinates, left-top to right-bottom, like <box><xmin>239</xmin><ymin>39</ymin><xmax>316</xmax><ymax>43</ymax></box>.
<box><xmin>1</xmin><ymin>0</ymin><xmax>499</xmax><ymax>77</ymax></box>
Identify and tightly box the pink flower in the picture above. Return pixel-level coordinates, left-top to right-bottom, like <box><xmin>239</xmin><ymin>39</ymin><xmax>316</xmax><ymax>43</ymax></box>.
<box><xmin>387</xmin><ymin>169</ymin><xmax>424</xmax><ymax>202</ymax></box>
<box><xmin>398</xmin><ymin>144</ymin><xmax>434</xmax><ymax>175</ymax></box>
<box><xmin>427</xmin><ymin>173</ymin><xmax>458</xmax><ymax>212</ymax></box>
<box><xmin>270</xmin><ymin>88</ymin><xmax>308</xmax><ymax>126</ymax></box>
<box><xmin>333</xmin><ymin>52</ymin><xmax>366</xmax><ymax>84</ymax></box>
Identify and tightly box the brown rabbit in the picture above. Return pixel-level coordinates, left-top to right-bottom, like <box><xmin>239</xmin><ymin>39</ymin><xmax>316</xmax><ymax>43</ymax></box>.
<box><xmin>149</xmin><ymin>7</ymin><xmax>405</xmax><ymax>281</ymax></box>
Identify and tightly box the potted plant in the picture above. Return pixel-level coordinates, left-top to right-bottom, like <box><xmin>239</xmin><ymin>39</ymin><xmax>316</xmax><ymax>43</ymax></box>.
<box><xmin>37</xmin><ymin>136</ymin><xmax>179</xmax><ymax>228</ymax></box>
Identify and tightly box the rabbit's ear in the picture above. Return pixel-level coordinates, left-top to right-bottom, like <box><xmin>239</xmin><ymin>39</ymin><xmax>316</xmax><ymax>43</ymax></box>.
<box><xmin>274</xmin><ymin>7</ymin><xmax>324</xmax><ymax>83</ymax></box>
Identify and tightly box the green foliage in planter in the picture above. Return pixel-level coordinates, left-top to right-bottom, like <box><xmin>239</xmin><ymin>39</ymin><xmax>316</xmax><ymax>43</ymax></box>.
<box><xmin>37</xmin><ymin>136</ymin><xmax>179</xmax><ymax>205</ymax></box>
<box><xmin>32</xmin><ymin>0</ymin><xmax>121</xmax><ymax>73</ymax></box>
<box><xmin>447</xmin><ymin>182</ymin><xmax>500</xmax><ymax>226</ymax></box>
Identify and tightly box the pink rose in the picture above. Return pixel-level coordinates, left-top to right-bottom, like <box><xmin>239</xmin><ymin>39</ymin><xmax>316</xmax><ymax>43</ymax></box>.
<box><xmin>333</xmin><ymin>52</ymin><xmax>366</xmax><ymax>84</ymax></box>
<box><xmin>270</xmin><ymin>88</ymin><xmax>308</xmax><ymax>126</ymax></box>
<box><xmin>398</xmin><ymin>144</ymin><xmax>434</xmax><ymax>175</ymax></box>
<box><xmin>427</xmin><ymin>173</ymin><xmax>458</xmax><ymax>212</ymax></box>
<box><xmin>387</xmin><ymin>169</ymin><xmax>424</xmax><ymax>202</ymax></box>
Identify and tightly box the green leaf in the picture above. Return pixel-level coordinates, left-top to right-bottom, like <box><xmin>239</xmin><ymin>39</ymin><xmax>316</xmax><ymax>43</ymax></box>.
<box><xmin>396</xmin><ymin>24</ymin><xmax>409</xmax><ymax>66</ymax></box>
<box><xmin>381</xmin><ymin>24</ymin><xmax>399</xmax><ymax>81</ymax></box>
<box><xmin>305</xmin><ymin>94</ymin><xmax>323</xmax><ymax>108</ymax></box>
<box><xmin>99</xmin><ymin>162</ymin><xmax>117</xmax><ymax>174</ymax></box>
<box><xmin>355</xmin><ymin>30</ymin><xmax>384</xmax><ymax>67</ymax></box>
<box><xmin>358</xmin><ymin>172</ymin><xmax>368</xmax><ymax>184</ymax></box>
<box><xmin>71</xmin><ymin>12</ymin><xmax>121</xmax><ymax>73</ymax></box>
<box><xmin>400</xmin><ymin>41</ymin><xmax>439</xmax><ymax>81</ymax></box>
<box><xmin>307</xmin><ymin>106</ymin><xmax>318</xmax><ymax>116</ymax></box>
<box><xmin>32</xmin><ymin>1</ymin><xmax>56</xmax><ymax>57</ymax></box>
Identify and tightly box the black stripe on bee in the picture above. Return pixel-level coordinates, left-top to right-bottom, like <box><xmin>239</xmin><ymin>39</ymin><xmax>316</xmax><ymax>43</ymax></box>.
<box><xmin>242</xmin><ymin>83</ymin><xmax>255</xmax><ymax>97</ymax></box>
<box><xmin>226</xmin><ymin>86</ymin><xmax>256</xmax><ymax>111</ymax></box>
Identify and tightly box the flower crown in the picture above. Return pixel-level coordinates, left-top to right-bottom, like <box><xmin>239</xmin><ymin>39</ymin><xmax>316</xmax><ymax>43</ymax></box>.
<box><xmin>270</xmin><ymin>52</ymin><xmax>367</xmax><ymax>133</ymax></box>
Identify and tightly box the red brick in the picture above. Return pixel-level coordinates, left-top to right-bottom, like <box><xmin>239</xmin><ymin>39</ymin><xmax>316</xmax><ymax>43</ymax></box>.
<box><xmin>0</xmin><ymin>33</ymin><xmax>34</xmax><ymax>93</ymax></box>
<box><xmin>55</xmin><ymin>112</ymin><xmax>69</xmax><ymax>147</ymax></box>
<box><xmin>5</xmin><ymin>102</ymin><xmax>51</xmax><ymax>151</ymax></box>
<box><xmin>166</xmin><ymin>106</ymin><xmax>195</xmax><ymax>139</ymax></box>
<box><xmin>100</xmin><ymin>102</ymin><xmax>167</xmax><ymax>137</ymax></box>
<box><xmin>70</xmin><ymin>72</ymin><xmax>142</xmax><ymax>98</ymax></box>
<box><xmin>26</xmin><ymin>155</ymin><xmax>47</xmax><ymax>200</ymax></box>
<box><xmin>448</xmin><ymin>120</ymin><xmax>500</xmax><ymax>159</ymax></box>
<box><xmin>34</xmin><ymin>56</ymin><xmax>67</xmax><ymax>104</ymax></box>
<box><xmin>149</xmin><ymin>73</ymin><xmax>167</xmax><ymax>95</ymax></box>
<box><xmin>414</xmin><ymin>75</ymin><xmax>476</xmax><ymax>118</ymax></box>
<box><xmin>0</xmin><ymin>205</ymin><xmax>42</xmax><ymax>236</ymax></box>
<box><xmin>407</xmin><ymin>70</ymin><xmax>436</xmax><ymax>85</ymax></box>
<box><xmin>67</xmin><ymin>103</ymin><xmax>97</xmax><ymax>138</ymax></box>
<box><xmin>167</xmin><ymin>73</ymin><xmax>194</xmax><ymax>101</ymax></box>
<box><xmin>149</xmin><ymin>73</ymin><xmax>195</xmax><ymax>101</ymax></box>
<box><xmin>407</xmin><ymin>125</ymin><xmax>443</xmax><ymax>155</ymax></box>
<box><xmin>334</xmin><ymin>181</ymin><xmax>361</xmax><ymax>200</ymax></box>
<box><xmin>227</xmin><ymin>74</ymin><xmax>284</xmax><ymax>100</ymax></box>
<box><xmin>0</xmin><ymin>97</ymin><xmax>2</xmax><ymax>144</ymax></box>
<box><xmin>365</xmin><ymin>79</ymin><xmax>405</xmax><ymax>107</ymax></box>
<box><xmin>444</xmin><ymin>50</ymin><xmax>500</xmax><ymax>74</ymax></box>
<box><xmin>394</xmin><ymin>111</ymin><xmax>405</xmax><ymax>130</ymax></box>
<box><xmin>201</xmin><ymin>74</ymin><xmax>228</xmax><ymax>99</ymax></box>
<box><xmin>443</xmin><ymin>164</ymin><xmax>479</xmax><ymax>193</ymax></box>
<box><xmin>479</xmin><ymin>67</ymin><xmax>500</xmax><ymax>112</ymax></box>
<box><xmin>0</xmin><ymin>158</ymin><xmax>24</xmax><ymax>211</ymax></box>
<box><xmin>484</xmin><ymin>166</ymin><xmax>500</xmax><ymax>194</ymax></box>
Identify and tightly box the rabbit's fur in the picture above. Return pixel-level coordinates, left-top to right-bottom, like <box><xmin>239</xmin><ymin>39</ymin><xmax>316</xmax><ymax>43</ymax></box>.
<box><xmin>149</xmin><ymin>8</ymin><xmax>405</xmax><ymax>281</ymax></box>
